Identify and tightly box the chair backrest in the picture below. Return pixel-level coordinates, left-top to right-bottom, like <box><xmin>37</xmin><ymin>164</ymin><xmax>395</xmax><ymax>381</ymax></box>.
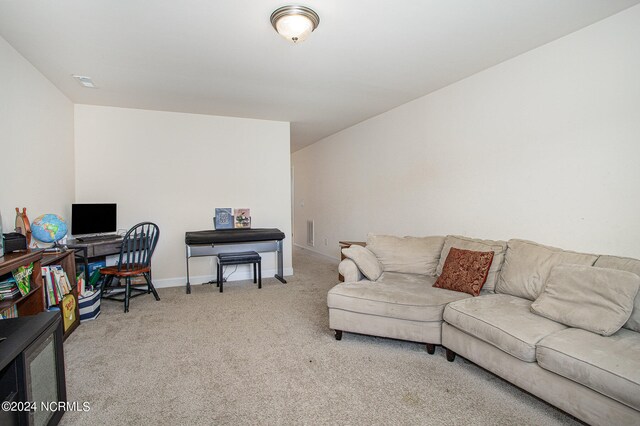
<box><xmin>117</xmin><ymin>222</ymin><xmax>160</xmax><ymax>272</ymax></box>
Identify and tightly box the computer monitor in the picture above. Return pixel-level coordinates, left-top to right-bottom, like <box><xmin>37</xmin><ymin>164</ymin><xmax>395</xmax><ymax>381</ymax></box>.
<box><xmin>71</xmin><ymin>203</ymin><xmax>117</xmax><ymax>236</ymax></box>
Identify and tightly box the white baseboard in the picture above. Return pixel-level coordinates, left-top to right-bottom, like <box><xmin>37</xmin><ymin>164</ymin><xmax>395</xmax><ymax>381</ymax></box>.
<box><xmin>293</xmin><ymin>243</ymin><xmax>340</xmax><ymax>263</ymax></box>
<box><xmin>152</xmin><ymin>267</ymin><xmax>294</xmax><ymax>289</ymax></box>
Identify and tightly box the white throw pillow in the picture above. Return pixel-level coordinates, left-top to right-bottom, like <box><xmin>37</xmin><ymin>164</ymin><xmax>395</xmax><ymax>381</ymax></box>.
<box><xmin>342</xmin><ymin>245</ymin><xmax>383</xmax><ymax>281</ymax></box>
<box><xmin>531</xmin><ymin>264</ymin><xmax>640</xmax><ymax>336</ymax></box>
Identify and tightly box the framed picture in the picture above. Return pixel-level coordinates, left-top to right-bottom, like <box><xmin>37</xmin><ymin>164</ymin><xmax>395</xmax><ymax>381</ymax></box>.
<box><xmin>214</xmin><ymin>208</ymin><xmax>233</xmax><ymax>229</ymax></box>
<box><xmin>234</xmin><ymin>208</ymin><xmax>251</xmax><ymax>229</ymax></box>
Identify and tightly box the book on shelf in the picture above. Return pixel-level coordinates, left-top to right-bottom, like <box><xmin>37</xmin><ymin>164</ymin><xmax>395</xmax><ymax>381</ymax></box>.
<box><xmin>0</xmin><ymin>305</ymin><xmax>18</xmax><ymax>319</ymax></box>
<box><xmin>41</xmin><ymin>265</ymin><xmax>73</xmax><ymax>308</ymax></box>
<box><xmin>0</xmin><ymin>277</ymin><xmax>21</xmax><ymax>301</ymax></box>
<box><xmin>77</xmin><ymin>273</ymin><xmax>86</xmax><ymax>297</ymax></box>
<box><xmin>0</xmin><ymin>287</ymin><xmax>21</xmax><ymax>300</ymax></box>
<box><xmin>11</xmin><ymin>263</ymin><xmax>33</xmax><ymax>296</ymax></box>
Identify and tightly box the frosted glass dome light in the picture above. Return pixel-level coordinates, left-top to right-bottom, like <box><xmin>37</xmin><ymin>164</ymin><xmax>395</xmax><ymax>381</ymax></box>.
<box><xmin>270</xmin><ymin>6</ymin><xmax>320</xmax><ymax>44</ymax></box>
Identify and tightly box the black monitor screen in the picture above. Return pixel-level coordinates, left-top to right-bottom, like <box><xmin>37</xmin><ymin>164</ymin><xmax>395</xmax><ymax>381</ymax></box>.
<box><xmin>71</xmin><ymin>204</ymin><xmax>117</xmax><ymax>235</ymax></box>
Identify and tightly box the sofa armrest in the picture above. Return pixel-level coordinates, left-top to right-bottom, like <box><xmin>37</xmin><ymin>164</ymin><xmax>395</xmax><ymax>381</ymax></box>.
<box><xmin>339</xmin><ymin>259</ymin><xmax>364</xmax><ymax>282</ymax></box>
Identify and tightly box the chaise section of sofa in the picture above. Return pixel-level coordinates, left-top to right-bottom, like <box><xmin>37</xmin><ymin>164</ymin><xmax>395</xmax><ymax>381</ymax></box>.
<box><xmin>328</xmin><ymin>271</ymin><xmax>472</xmax><ymax>351</ymax></box>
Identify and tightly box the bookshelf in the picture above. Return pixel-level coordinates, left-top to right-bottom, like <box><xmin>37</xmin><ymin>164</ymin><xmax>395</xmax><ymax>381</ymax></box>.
<box><xmin>0</xmin><ymin>249</ymin><xmax>80</xmax><ymax>339</ymax></box>
<box><xmin>0</xmin><ymin>250</ymin><xmax>46</xmax><ymax>316</ymax></box>
<box><xmin>42</xmin><ymin>250</ymin><xmax>80</xmax><ymax>339</ymax></box>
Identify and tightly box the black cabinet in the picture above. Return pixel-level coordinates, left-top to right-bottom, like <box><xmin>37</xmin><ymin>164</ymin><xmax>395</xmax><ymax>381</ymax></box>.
<box><xmin>0</xmin><ymin>312</ymin><xmax>66</xmax><ymax>426</ymax></box>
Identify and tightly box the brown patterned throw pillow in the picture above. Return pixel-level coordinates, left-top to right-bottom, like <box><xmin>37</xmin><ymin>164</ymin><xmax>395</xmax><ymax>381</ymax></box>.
<box><xmin>433</xmin><ymin>247</ymin><xmax>495</xmax><ymax>296</ymax></box>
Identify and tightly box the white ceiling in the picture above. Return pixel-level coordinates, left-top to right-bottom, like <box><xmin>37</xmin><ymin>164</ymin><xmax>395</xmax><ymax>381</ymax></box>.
<box><xmin>1</xmin><ymin>1</ymin><xmax>638</xmax><ymax>151</ymax></box>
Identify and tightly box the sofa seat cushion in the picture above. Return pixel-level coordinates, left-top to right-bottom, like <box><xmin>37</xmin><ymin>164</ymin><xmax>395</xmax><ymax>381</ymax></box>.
<box><xmin>327</xmin><ymin>272</ymin><xmax>472</xmax><ymax>322</ymax></box>
<box><xmin>537</xmin><ymin>327</ymin><xmax>640</xmax><ymax>411</ymax></box>
<box><xmin>443</xmin><ymin>294</ymin><xmax>567</xmax><ymax>362</ymax></box>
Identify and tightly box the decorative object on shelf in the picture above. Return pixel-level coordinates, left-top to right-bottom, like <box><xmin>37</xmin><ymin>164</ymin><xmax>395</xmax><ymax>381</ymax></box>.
<box><xmin>270</xmin><ymin>5</ymin><xmax>320</xmax><ymax>44</ymax></box>
<box><xmin>214</xmin><ymin>208</ymin><xmax>233</xmax><ymax>230</ymax></box>
<box><xmin>61</xmin><ymin>293</ymin><xmax>77</xmax><ymax>332</ymax></box>
<box><xmin>14</xmin><ymin>207</ymin><xmax>32</xmax><ymax>246</ymax></box>
<box><xmin>31</xmin><ymin>213</ymin><xmax>68</xmax><ymax>247</ymax></box>
<box><xmin>234</xmin><ymin>208</ymin><xmax>251</xmax><ymax>229</ymax></box>
<box><xmin>2</xmin><ymin>233</ymin><xmax>28</xmax><ymax>253</ymax></box>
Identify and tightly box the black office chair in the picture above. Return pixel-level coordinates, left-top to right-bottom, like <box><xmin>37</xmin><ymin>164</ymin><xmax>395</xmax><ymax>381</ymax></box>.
<box><xmin>99</xmin><ymin>222</ymin><xmax>160</xmax><ymax>312</ymax></box>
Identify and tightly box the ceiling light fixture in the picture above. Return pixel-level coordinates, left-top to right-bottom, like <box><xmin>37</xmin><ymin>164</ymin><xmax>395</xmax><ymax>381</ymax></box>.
<box><xmin>72</xmin><ymin>75</ymin><xmax>96</xmax><ymax>88</ymax></box>
<box><xmin>270</xmin><ymin>5</ymin><xmax>320</xmax><ymax>44</ymax></box>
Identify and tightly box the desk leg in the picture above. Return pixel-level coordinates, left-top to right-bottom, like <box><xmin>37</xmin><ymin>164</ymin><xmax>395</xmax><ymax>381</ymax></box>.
<box><xmin>274</xmin><ymin>240</ymin><xmax>287</xmax><ymax>283</ymax></box>
<box><xmin>185</xmin><ymin>245</ymin><xmax>191</xmax><ymax>294</ymax></box>
<box><xmin>74</xmin><ymin>247</ymin><xmax>89</xmax><ymax>288</ymax></box>
<box><xmin>83</xmin><ymin>253</ymin><xmax>89</xmax><ymax>284</ymax></box>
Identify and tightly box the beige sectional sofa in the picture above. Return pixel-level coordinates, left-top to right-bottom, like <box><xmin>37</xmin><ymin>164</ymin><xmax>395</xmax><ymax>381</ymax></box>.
<box><xmin>327</xmin><ymin>234</ymin><xmax>640</xmax><ymax>425</ymax></box>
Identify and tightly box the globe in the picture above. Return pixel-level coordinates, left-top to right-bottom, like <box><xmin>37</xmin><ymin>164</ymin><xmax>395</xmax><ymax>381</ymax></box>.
<box><xmin>31</xmin><ymin>214</ymin><xmax>68</xmax><ymax>244</ymax></box>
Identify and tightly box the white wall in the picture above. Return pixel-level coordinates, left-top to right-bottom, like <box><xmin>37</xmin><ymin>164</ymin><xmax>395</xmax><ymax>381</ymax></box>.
<box><xmin>293</xmin><ymin>5</ymin><xmax>640</xmax><ymax>260</ymax></box>
<box><xmin>74</xmin><ymin>105</ymin><xmax>291</xmax><ymax>286</ymax></box>
<box><xmin>0</xmin><ymin>36</ymin><xmax>74</xmax><ymax>236</ymax></box>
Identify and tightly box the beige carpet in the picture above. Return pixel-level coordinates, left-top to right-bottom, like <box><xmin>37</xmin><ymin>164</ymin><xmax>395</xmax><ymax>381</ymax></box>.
<box><xmin>61</xmin><ymin>247</ymin><xmax>579</xmax><ymax>425</ymax></box>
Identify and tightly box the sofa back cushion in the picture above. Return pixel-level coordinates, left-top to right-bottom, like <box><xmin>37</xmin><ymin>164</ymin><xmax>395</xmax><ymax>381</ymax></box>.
<box><xmin>594</xmin><ymin>255</ymin><xmax>640</xmax><ymax>332</ymax></box>
<box><xmin>366</xmin><ymin>234</ymin><xmax>445</xmax><ymax>276</ymax></box>
<box><xmin>496</xmin><ymin>239</ymin><xmax>597</xmax><ymax>300</ymax></box>
<box><xmin>530</xmin><ymin>264</ymin><xmax>640</xmax><ymax>336</ymax></box>
<box><xmin>435</xmin><ymin>235</ymin><xmax>507</xmax><ymax>292</ymax></box>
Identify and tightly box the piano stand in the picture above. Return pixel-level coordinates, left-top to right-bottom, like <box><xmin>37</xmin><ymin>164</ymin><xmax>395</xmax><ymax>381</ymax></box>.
<box><xmin>185</xmin><ymin>228</ymin><xmax>287</xmax><ymax>294</ymax></box>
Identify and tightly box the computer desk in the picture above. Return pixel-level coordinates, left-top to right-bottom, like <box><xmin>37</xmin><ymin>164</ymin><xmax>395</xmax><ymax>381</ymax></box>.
<box><xmin>66</xmin><ymin>237</ymin><xmax>124</xmax><ymax>277</ymax></box>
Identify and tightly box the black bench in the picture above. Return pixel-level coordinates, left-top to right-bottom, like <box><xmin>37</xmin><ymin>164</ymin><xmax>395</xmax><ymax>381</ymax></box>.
<box><xmin>216</xmin><ymin>251</ymin><xmax>262</xmax><ymax>293</ymax></box>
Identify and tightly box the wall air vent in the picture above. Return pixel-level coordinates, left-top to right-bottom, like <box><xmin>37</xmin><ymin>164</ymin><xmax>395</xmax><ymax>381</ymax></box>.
<box><xmin>306</xmin><ymin>220</ymin><xmax>314</xmax><ymax>247</ymax></box>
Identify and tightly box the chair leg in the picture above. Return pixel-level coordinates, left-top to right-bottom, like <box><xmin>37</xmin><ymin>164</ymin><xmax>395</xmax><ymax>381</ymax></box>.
<box><xmin>426</xmin><ymin>343</ymin><xmax>435</xmax><ymax>355</ymax></box>
<box><xmin>253</xmin><ymin>262</ymin><xmax>257</xmax><ymax>284</ymax></box>
<box><xmin>216</xmin><ymin>263</ymin><xmax>220</xmax><ymax>287</ymax></box>
<box><xmin>258</xmin><ymin>261</ymin><xmax>262</xmax><ymax>289</ymax></box>
<box><xmin>144</xmin><ymin>273</ymin><xmax>160</xmax><ymax>301</ymax></box>
<box><xmin>99</xmin><ymin>274</ymin><xmax>111</xmax><ymax>295</ymax></box>
<box><xmin>124</xmin><ymin>277</ymin><xmax>131</xmax><ymax>313</ymax></box>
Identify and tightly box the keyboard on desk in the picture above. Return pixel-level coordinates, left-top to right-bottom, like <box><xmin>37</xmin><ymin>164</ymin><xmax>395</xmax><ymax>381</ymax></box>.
<box><xmin>76</xmin><ymin>234</ymin><xmax>121</xmax><ymax>243</ymax></box>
